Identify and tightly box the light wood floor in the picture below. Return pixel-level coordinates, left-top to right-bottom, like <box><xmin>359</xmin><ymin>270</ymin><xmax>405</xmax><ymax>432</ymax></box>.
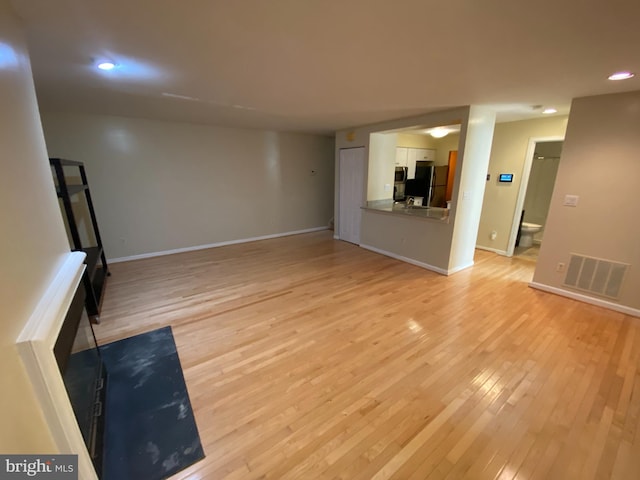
<box><xmin>95</xmin><ymin>231</ymin><xmax>640</xmax><ymax>480</ymax></box>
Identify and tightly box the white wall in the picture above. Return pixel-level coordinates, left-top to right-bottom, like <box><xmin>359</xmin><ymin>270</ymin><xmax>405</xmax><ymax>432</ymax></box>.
<box><xmin>41</xmin><ymin>112</ymin><xmax>335</xmax><ymax>260</ymax></box>
<box><xmin>477</xmin><ymin>116</ymin><xmax>568</xmax><ymax>253</ymax></box>
<box><xmin>396</xmin><ymin>133</ymin><xmax>436</xmax><ymax>149</ymax></box>
<box><xmin>367</xmin><ymin>132</ymin><xmax>397</xmax><ymax>201</ymax></box>
<box><xmin>0</xmin><ymin>2</ymin><xmax>70</xmax><ymax>452</ymax></box>
<box><xmin>431</xmin><ymin>132</ymin><xmax>461</xmax><ymax>166</ymax></box>
<box><xmin>448</xmin><ymin>106</ymin><xmax>496</xmax><ymax>270</ymax></box>
<box><xmin>359</xmin><ymin>210</ymin><xmax>455</xmax><ymax>272</ymax></box>
<box><xmin>367</xmin><ymin>133</ymin><xmax>397</xmax><ymax>201</ymax></box>
<box><xmin>533</xmin><ymin>91</ymin><xmax>640</xmax><ymax>313</ymax></box>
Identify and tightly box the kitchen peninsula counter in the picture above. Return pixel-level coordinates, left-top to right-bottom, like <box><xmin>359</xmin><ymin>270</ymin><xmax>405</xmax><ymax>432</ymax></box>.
<box><xmin>362</xmin><ymin>200</ymin><xmax>450</xmax><ymax>223</ymax></box>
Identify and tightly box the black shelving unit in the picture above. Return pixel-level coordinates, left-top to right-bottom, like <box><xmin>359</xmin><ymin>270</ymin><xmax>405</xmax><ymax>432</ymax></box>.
<box><xmin>50</xmin><ymin>158</ymin><xmax>109</xmax><ymax>323</ymax></box>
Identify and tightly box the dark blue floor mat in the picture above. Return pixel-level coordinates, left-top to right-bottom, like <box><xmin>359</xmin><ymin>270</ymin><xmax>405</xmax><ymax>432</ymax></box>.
<box><xmin>100</xmin><ymin>326</ymin><xmax>204</xmax><ymax>480</ymax></box>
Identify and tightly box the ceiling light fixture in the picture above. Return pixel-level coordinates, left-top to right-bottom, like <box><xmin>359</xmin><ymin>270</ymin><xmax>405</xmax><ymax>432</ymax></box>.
<box><xmin>97</xmin><ymin>61</ymin><xmax>116</xmax><ymax>71</ymax></box>
<box><xmin>608</xmin><ymin>71</ymin><xmax>635</xmax><ymax>81</ymax></box>
<box><xmin>429</xmin><ymin>127</ymin><xmax>449</xmax><ymax>138</ymax></box>
<box><xmin>542</xmin><ymin>107</ymin><xmax>557</xmax><ymax>114</ymax></box>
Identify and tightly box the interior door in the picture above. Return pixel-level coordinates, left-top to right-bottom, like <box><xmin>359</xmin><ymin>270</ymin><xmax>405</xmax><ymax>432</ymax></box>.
<box><xmin>339</xmin><ymin>147</ymin><xmax>366</xmax><ymax>245</ymax></box>
<box><xmin>446</xmin><ymin>150</ymin><xmax>458</xmax><ymax>201</ymax></box>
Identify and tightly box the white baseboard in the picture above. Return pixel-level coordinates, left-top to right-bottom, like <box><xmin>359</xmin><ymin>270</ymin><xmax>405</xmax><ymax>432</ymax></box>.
<box><xmin>109</xmin><ymin>226</ymin><xmax>328</xmax><ymax>263</ymax></box>
<box><xmin>447</xmin><ymin>261</ymin><xmax>475</xmax><ymax>275</ymax></box>
<box><xmin>359</xmin><ymin>243</ymin><xmax>470</xmax><ymax>276</ymax></box>
<box><xmin>476</xmin><ymin>245</ymin><xmax>509</xmax><ymax>256</ymax></box>
<box><xmin>529</xmin><ymin>282</ymin><xmax>640</xmax><ymax>318</ymax></box>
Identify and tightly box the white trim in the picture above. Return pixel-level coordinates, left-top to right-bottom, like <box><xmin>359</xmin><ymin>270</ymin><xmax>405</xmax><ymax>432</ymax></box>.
<box><xmin>476</xmin><ymin>245</ymin><xmax>509</xmax><ymax>256</ymax></box>
<box><xmin>17</xmin><ymin>252</ymin><xmax>98</xmax><ymax>480</ymax></box>
<box><xmin>507</xmin><ymin>135</ymin><xmax>564</xmax><ymax>257</ymax></box>
<box><xmin>333</xmin><ymin>234</ymin><xmax>340</xmax><ymax>240</ymax></box>
<box><xmin>17</xmin><ymin>253</ymin><xmax>85</xmax><ymax>349</ymax></box>
<box><xmin>109</xmin><ymin>227</ymin><xmax>328</xmax><ymax>263</ymax></box>
<box><xmin>447</xmin><ymin>261</ymin><xmax>475</xmax><ymax>275</ymax></box>
<box><xmin>338</xmin><ymin>147</ymin><xmax>367</xmax><ymax>245</ymax></box>
<box><xmin>359</xmin><ymin>243</ymin><xmax>472</xmax><ymax>276</ymax></box>
<box><xmin>529</xmin><ymin>282</ymin><xmax>640</xmax><ymax>318</ymax></box>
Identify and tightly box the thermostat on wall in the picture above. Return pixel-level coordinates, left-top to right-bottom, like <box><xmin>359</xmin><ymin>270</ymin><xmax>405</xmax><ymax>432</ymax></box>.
<box><xmin>499</xmin><ymin>173</ymin><xmax>514</xmax><ymax>183</ymax></box>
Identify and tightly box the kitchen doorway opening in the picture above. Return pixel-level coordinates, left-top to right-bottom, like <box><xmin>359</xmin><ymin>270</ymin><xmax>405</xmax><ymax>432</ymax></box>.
<box><xmin>507</xmin><ymin>137</ymin><xmax>564</xmax><ymax>261</ymax></box>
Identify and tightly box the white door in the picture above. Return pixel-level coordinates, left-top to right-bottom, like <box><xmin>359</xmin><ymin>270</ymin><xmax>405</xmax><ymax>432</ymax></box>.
<box><xmin>339</xmin><ymin>147</ymin><xmax>366</xmax><ymax>245</ymax></box>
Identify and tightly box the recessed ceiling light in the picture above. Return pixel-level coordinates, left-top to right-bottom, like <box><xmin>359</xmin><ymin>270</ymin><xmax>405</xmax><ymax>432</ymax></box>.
<box><xmin>542</xmin><ymin>108</ymin><xmax>557</xmax><ymax>114</ymax></box>
<box><xmin>608</xmin><ymin>71</ymin><xmax>635</xmax><ymax>81</ymax></box>
<box><xmin>97</xmin><ymin>62</ymin><xmax>116</xmax><ymax>71</ymax></box>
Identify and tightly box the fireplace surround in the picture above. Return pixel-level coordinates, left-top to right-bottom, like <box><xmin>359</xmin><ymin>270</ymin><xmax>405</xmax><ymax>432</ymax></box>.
<box><xmin>17</xmin><ymin>252</ymin><xmax>99</xmax><ymax>479</ymax></box>
<box><xmin>54</xmin><ymin>283</ymin><xmax>107</xmax><ymax>476</ymax></box>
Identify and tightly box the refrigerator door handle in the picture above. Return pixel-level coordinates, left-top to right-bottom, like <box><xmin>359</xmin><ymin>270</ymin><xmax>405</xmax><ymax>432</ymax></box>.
<box><xmin>430</xmin><ymin>170</ymin><xmax>436</xmax><ymax>204</ymax></box>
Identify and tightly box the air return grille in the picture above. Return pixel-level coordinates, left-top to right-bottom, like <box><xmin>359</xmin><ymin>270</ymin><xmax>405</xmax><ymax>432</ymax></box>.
<box><xmin>564</xmin><ymin>254</ymin><xmax>629</xmax><ymax>299</ymax></box>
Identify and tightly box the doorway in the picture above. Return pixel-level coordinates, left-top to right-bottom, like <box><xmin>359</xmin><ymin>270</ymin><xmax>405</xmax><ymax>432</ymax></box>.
<box><xmin>508</xmin><ymin>138</ymin><xmax>563</xmax><ymax>259</ymax></box>
<box><xmin>338</xmin><ymin>147</ymin><xmax>366</xmax><ymax>245</ymax></box>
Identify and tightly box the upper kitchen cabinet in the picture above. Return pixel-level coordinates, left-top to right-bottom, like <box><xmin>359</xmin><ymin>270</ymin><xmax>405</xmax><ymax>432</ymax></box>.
<box><xmin>395</xmin><ymin>147</ymin><xmax>408</xmax><ymax>166</ymax></box>
<box><xmin>414</xmin><ymin>148</ymin><xmax>437</xmax><ymax>161</ymax></box>
<box><xmin>407</xmin><ymin>148</ymin><xmax>437</xmax><ymax>179</ymax></box>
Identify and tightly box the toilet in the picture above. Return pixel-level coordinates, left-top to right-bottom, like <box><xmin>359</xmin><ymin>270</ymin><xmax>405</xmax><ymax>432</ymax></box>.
<box><xmin>519</xmin><ymin>222</ymin><xmax>542</xmax><ymax>247</ymax></box>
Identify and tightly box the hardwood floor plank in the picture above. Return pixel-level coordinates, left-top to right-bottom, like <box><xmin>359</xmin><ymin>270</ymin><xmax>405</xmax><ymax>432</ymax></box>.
<box><xmin>93</xmin><ymin>231</ymin><xmax>640</xmax><ymax>480</ymax></box>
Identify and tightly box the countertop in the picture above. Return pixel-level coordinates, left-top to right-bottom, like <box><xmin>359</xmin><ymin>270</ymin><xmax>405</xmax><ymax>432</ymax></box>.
<box><xmin>362</xmin><ymin>200</ymin><xmax>450</xmax><ymax>222</ymax></box>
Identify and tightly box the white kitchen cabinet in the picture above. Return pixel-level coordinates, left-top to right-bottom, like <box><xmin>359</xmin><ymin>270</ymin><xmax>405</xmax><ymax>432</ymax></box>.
<box><xmin>414</xmin><ymin>148</ymin><xmax>437</xmax><ymax>161</ymax></box>
<box><xmin>406</xmin><ymin>148</ymin><xmax>436</xmax><ymax>178</ymax></box>
<box><xmin>406</xmin><ymin>148</ymin><xmax>418</xmax><ymax>179</ymax></box>
<box><xmin>395</xmin><ymin>147</ymin><xmax>408</xmax><ymax>166</ymax></box>
<box><xmin>398</xmin><ymin>147</ymin><xmax>437</xmax><ymax>178</ymax></box>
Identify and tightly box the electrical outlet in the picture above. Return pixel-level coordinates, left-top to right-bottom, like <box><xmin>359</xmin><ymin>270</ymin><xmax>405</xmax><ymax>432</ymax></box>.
<box><xmin>490</xmin><ymin>230</ymin><xmax>497</xmax><ymax>240</ymax></box>
<box><xmin>556</xmin><ymin>262</ymin><xmax>565</xmax><ymax>272</ymax></box>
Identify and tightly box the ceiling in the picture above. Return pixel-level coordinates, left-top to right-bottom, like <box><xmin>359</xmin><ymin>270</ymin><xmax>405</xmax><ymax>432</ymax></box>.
<box><xmin>11</xmin><ymin>0</ymin><xmax>640</xmax><ymax>135</ymax></box>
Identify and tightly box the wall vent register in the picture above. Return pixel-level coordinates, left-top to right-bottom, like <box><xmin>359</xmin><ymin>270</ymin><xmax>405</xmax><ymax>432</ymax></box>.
<box><xmin>564</xmin><ymin>253</ymin><xmax>629</xmax><ymax>299</ymax></box>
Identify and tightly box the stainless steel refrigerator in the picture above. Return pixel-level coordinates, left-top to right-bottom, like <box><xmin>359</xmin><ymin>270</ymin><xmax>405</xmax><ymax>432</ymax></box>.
<box><xmin>408</xmin><ymin>161</ymin><xmax>449</xmax><ymax>207</ymax></box>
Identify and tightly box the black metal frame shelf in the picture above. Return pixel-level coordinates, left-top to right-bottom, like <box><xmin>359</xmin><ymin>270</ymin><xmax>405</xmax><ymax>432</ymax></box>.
<box><xmin>50</xmin><ymin>157</ymin><xmax>110</xmax><ymax>323</ymax></box>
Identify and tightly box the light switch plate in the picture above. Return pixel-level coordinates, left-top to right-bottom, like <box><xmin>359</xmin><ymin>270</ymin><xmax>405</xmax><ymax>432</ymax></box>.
<box><xmin>563</xmin><ymin>194</ymin><xmax>579</xmax><ymax>207</ymax></box>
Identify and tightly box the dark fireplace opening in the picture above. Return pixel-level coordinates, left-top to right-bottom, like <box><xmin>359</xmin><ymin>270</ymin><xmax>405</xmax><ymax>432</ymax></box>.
<box><xmin>53</xmin><ymin>283</ymin><xmax>107</xmax><ymax>478</ymax></box>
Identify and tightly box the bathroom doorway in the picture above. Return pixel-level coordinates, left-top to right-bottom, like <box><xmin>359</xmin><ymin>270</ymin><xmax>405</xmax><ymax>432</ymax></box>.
<box><xmin>508</xmin><ymin>137</ymin><xmax>564</xmax><ymax>260</ymax></box>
